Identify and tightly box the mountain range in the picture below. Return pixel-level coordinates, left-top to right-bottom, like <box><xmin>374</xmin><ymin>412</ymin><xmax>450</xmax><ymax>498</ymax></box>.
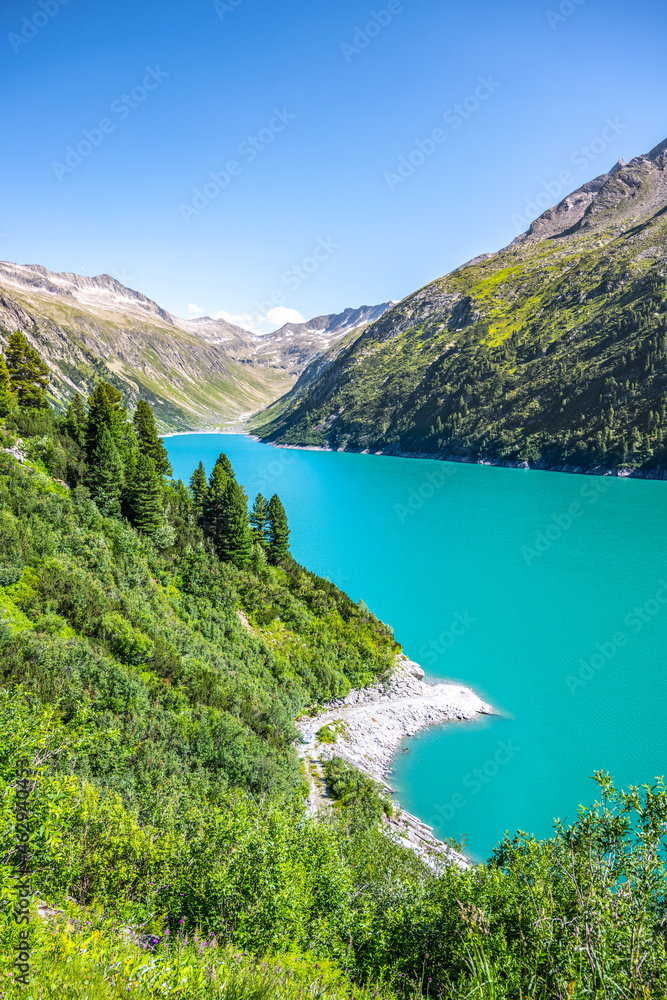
<box><xmin>255</xmin><ymin>136</ymin><xmax>667</xmax><ymax>475</ymax></box>
<box><xmin>4</xmin><ymin>135</ymin><xmax>667</xmax><ymax>473</ymax></box>
<box><xmin>0</xmin><ymin>259</ymin><xmax>390</xmax><ymax>431</ymax></box>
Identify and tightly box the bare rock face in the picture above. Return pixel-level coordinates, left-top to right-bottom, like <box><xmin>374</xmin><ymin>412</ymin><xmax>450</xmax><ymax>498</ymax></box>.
<box><xmin>0</xmin><ymin>261</ymin><xmax>176</xmax><ymax>325</ymax></box>
<box><xmin>514</xmin><ymin>136</ymin><xmax>667</xmax><ymax>244</ymax></box>
<box><xmin>515</xmin><ymin>175</ymin><xmax>611</xmax><ymax>243</ymax></box>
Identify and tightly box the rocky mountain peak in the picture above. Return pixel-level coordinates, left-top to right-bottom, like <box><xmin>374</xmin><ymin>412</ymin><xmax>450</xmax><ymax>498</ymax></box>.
<box><xmin>0</xmin><ymin>261</ymin><xmax>176</xmax><ymax>326</ymax></box>
<box><xmin>513</xmin><ymin>135</ymin><xmax>667</xmax><ymax>245</ymax></box>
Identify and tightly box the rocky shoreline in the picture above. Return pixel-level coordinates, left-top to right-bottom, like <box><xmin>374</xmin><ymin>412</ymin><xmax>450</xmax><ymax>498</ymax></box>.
<box><xmin>260</xmin><ymin>438</ymin><xmax>667</xmax><ymax>480</ymax></box>
<box><xmin>297</xmin><ymin>655</ymin><xmax>494</xmax><ymax>870</ymax></box>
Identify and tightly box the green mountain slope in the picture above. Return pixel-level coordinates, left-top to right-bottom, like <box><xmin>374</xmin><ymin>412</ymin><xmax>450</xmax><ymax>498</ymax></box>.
<box><xmin>0</xmin><ymin>264</ymin><xmax>294</xmax><ymax>431</ymax></box>
<box><xmin>0</xmin><ymin>263</ymin><xmax>391</xmax><ymax>432</ymax></box>
<box><xmin>256</xmin><ymin>138</ymin><xmax>667</xmax><ymax>475</ymax></box>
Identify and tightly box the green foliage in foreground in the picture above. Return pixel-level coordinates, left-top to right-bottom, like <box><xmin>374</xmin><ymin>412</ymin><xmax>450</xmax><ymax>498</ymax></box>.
<box><xmin>3</xmin><ymin>685</ymin><xmax>667</xmax><ymax>997</ymax></box>
<box><xmin>257</xmin><ymin>213</ymin><xmax>667</xmax><ymax>473</ymax></box>
<box><xmin>1</xmin><ymin>906</ymin><xmax>411</xmax><ymax>1000</ymax></box>
<box><xmin>2</xmin><ymin>373</ymin><xmax>667</xmax><ymax>996</ymax></box>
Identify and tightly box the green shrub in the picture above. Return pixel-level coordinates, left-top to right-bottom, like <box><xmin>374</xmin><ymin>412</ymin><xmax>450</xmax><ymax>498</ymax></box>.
<box><xmin>323</xmin><ymin>756</ymin><xmax>393</xmax><ymax>832</ymax></box>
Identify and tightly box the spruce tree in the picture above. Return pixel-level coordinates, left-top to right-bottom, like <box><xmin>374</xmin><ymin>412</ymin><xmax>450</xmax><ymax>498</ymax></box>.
<box><xmin>267</xmin><ymin>494</ymin><xmax>290</xmax><ymax>560</ymax></box>
<box><xmin>250</xmin><ymin>493</ymin><xmax>269</xmax><ymax>544</ymax></box>
<box><xmin>0</xmin><ymin>354</ymin><xmax>13</xmax><ymax>418</ymax></box>
<box><xmin>127</xmin><ymin>453</ymin><xmax>164</xmax><ymax>536</ymax></box>
<box><xmin>86</xmin><ymin>382</ymin><xmax>127</xmax><ymax>456</ymax></box>
<box><xmin>189</xmin><ymin>461</ymin><xmax>209</xmax><ymax>512</ymax></box>
<box><xmin>213</xmin><ymin>452</ymin><xmax>235</xmax><ymax>479</ymax></box>
<box><xmin>218</xmin><ymin>478</ymin><xmax>253</xmax><ymax>569</ymax></box>
<box><xmin>65</xmin><ymin>393</ymin><xmax>87</xmax><ymax>447</ymax></box>
<box><xmin>203</xmin><ymin>459</ymin><xmax>231</xmax><ymax>550</ymax></box>
<box><xmin>4</xmin><ymin>331</ymin><xmax>49</xmax><ymax>409</ymax></box>
<box><xmin>174</xmin><ymin>479</ymin><xmax>193</xmax><ymax>509</ymax></box>
<box><xmin>87</xmin><ymin>425</ymin><xmax>123</xmax><ymax>516</ymax></box>
<box><xmin>133</xmin><ymin>400</ymin><xmax>172</xmax><ymax>476</ymax></box>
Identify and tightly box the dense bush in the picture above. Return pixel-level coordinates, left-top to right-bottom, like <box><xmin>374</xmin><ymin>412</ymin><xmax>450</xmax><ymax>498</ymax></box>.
<box><xmin>323</xmin><ymin>755</ymin><xmax>393</xmax><ymax>832</ymax></box>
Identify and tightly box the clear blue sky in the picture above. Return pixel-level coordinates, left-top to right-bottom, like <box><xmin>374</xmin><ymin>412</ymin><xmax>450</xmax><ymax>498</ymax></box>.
<box><xmin>1</xmin><ymin>0</ymin><xmax>666</xmax><ymax>331</ymax></box>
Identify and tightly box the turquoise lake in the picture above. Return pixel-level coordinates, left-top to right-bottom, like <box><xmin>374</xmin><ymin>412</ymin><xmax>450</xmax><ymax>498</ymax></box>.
<box><xmin>166</xmin><ymin>434</ymin><xmax>667</xmax><ymax>861</ymax></box>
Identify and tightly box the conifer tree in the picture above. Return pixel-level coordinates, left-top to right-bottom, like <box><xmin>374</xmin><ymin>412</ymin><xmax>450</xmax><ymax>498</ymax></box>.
<box><xmin>250</xmin><ymin>493</ymin><xmax>269</xmax><ymax>544</ymax></box>
<box><xmin>133</xmin><ymin>400</ymin><xmax>172</xmax><ymax>476</ymax></box>
<box><xmin>218</xmin><ymin>478</ymin><xmax>253</xmax><ymax>568</ymax></box>
<box><xmin>203</xmin><ymin>457</ymin><xmax>231</xmax><ymax>549</ymax></box>
<box><xmin>0</xmin><ymin>354</ymin><xmax>13</xmax><ymax>418</ymax></box>
<box><xmin>87</xmin><ymin>425</ymin><xmax>123</xmax><ymax>515</ymax></box>
<box><xmin>65</xmin><ymin>393</ymin><xmax>87</xmax><ymax>446</ymax></box>
<box><xmin>86</xmin><ymin>382</ymin><xmax>127</xmax><ymax>456</ymax></box>
<box><xmin>4</xmin><ymin>331</ymin><xmax>49</xmax><ymax>408</ymax></box>
<box><xmin>127</xmin><ymin>453</ymin><xmax>164</xmax><ymax>536</ymax></box>
<box><xmin>213</xmin><ymin>452</ymin><xmax>235</xmax><ymax>479</ymax></box>
<box><xmin>173</xmin><ymin>479</ymin><xmax>193</xmax><ymax>509</ymax></box>
<box><xmin>267</xmin><ymin>494</ymin><xmax>290</xmax><ymax>560</ymax></box>
<box><xmin>189</xmin><ymin>461</ymin><xmax>208</xmax><ymax>512</ymax></box>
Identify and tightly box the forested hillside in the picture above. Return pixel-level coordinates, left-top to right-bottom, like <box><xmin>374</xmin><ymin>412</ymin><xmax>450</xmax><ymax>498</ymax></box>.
<box><xmin>256</xmin><ymin>139</ymin><xmax>667</xmax><ymax>476</ymax></box>
<box><xmin>2</xmin><ymin>335</ymin><xmax>667</xmax><ymax>997</ymax></box>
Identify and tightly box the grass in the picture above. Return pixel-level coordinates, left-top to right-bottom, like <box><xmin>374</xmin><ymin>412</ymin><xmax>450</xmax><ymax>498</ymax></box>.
<box><xmin>0</xmin><ymin>903</ymin><xmax>416</xmax><ymax>1000</ymax></box>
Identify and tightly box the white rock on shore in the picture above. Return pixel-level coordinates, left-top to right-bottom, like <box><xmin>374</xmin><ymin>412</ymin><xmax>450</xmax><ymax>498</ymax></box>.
<box><xmin>299</xmin><ymin>655</ymin><xmax>493</xmax><ymax>778</ymax></box>
<box><xmin>298</xmin><ymin>654</ymin><xmax>494</xmax><ymax>869</ymax></box>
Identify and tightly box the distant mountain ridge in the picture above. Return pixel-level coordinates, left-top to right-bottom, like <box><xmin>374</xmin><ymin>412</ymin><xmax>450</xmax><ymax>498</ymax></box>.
<box><xmin>255</xmin><ymin>136</ymin><xmax>667</xmax><ymax>477</ymax></box>
<box><xmin>187</xmin><ymin>302</ymin><xmax>392</xmax><ymax>374</ymax></box>
<box><xmin>0</xmin><ymin>260</ymin><xmax>390</xmax><ymax>430</ymax></box>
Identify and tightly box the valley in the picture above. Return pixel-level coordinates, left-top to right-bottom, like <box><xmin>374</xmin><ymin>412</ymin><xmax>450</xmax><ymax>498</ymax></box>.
<box><xmin>0</xmin><ymin>259</ymin><xmax>389</xmax><ymax>432</ymax></box>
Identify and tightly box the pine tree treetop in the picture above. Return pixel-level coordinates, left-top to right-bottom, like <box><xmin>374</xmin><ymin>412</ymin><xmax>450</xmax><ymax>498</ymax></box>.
<box><xmin>213</xmin><ymin>452</ymin><xmax>236</xmax><ymax>479</ymax></box>
<box><xmin>0</xmin><ymin>353</ymin><xmax>13</xmax><ymax>418</ymax></box>
<box><xmin>4</xmin><ymin>330</ymin><xmax>50</xmax><ymax>409</ymax></box>
<box><xmin>133</xmin><ymin>399</ymin><xmax>172</xmax><ymax>476</ymax></box>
